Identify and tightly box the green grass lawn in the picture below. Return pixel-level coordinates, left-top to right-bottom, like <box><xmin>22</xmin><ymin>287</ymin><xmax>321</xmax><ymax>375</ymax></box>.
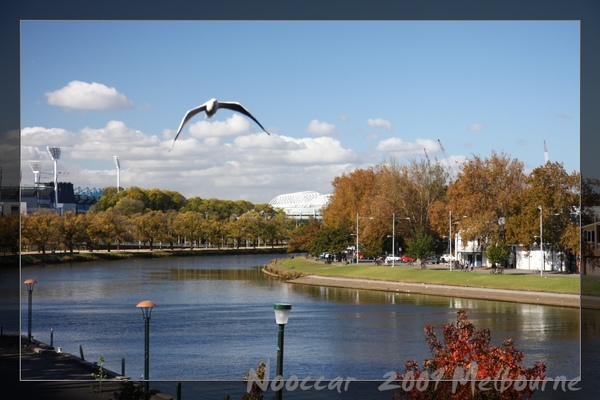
<box><xmin>276</xmin><ymin>258</ymin><xmax>583</xmax><ymax>295</ymax></box>
<box><xmin>582</xmin><ymin>276</ymin><xmax>600</xmax><ymax>296</ymax></box>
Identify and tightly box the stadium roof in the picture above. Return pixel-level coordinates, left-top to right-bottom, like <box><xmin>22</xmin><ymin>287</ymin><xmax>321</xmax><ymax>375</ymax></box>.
<box><xmin>269</xmin><ymin>191</ymin><xmax>330</xmax><ymax>219</ymax></box>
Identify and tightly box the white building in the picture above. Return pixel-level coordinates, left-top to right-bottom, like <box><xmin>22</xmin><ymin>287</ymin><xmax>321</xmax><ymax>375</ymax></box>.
<box><xmin>268</xmin><ymin>191</ymin><xmax>330</xmax><ymax>220</ymax></box>
<box><xmin>453</xmin><ymin>232</ymin><xmax>575</xmax><ymax>273</ymax></box>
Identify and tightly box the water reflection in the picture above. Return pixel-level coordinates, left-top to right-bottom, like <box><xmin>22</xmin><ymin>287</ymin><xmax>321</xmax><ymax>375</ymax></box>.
<box><xmin>6</xmin><ymin>254</ymin><xmax>581</xmax><ymax>382</ymax></box>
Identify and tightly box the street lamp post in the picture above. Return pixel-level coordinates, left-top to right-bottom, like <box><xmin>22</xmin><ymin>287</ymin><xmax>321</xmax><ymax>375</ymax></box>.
<box><xmin>392</xmin><ymin>214</ymin><xmax>395</xmax><ymax>267</ymax></box>
<box><xmin>355</xmin><ymin>213</ymin><xmax>359</xmax><ymax>263</ymax></box>
<box><xmin>390</xmin><ymin>214</ymin><xmax>410</xmax><ymax>267</ymax></box>
<box><xmin>273</xmin><ymin>303</ymin><xmax>291</xmax><ymax>400</ymax></box>
<box><xmin>355</xmin><ymin>214</ymin><xmax>374</xmax><ymax>264</ymax></box>
<box><xmin>449</xmin><ymin>211</ymin><xmax>454</xmax><ymax>270</ymax></box>
<box><xmin>449</xmin><ymin>212</ymin><xmax>465</xmax><ymax>270</ymax></box>
<box><xmin>136</xmin><ymin>300</ymin><xmax>156</xmax><ymax>396</ymax></box>
<box><xmin>24</xmin><ymin>279</ymin><xmax>37</xmax><ymax>344</ymax></box>
<box><xmin>538</xmin><ymin>205</ymin><xmax>543</xmax><ymax>276</ymax></box>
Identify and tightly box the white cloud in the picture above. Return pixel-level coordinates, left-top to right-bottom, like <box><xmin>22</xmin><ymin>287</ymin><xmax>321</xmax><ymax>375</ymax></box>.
<box><xmin>21</xmin><ymin>126</ymin><xmax>75</xmax><ymax>147</ymax></box>
<box><xmin>188</xmin><ymin>113</ymin><xmax>255</xmax><ymax>138</ymax></box>
<box><xmin>468</xmin><ymin>123</ymin><xmax>486</xmax><ymax>132</ymax></box>
<box><xmin>306</xmin><ymin>119</ymin><xmax>337</xmax><ymax>136</ymax></box>
<box><xmin>20</xmin><ymin>121</ymin><xmax>359</xmax><ymax>202</ymax></box>
<box><xmin>376</xmin><ymin>137</ymin><xmax>438</xmax><ymax>158</ymax></box>
<box><xmin>367</xmin><ymin>118</ymin><xmax>392</xmax><ymax>132</ymax></box>
<box><xmin>45</xmin><ymin>81</ymin><xmax>133</xmax><ymax>110</ymax></box>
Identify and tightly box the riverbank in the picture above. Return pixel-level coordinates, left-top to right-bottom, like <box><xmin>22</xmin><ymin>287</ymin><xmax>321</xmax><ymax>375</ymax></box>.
<box><xmin>265</xmin><ymin>257</ymin><xmax>600</xmax><ymax>309</ymax></box>
<box><xmin>3</xmin><ymin>247</ymin><xmax>290</xmax><ymax>268</ymax></box>
<box><xmin>2</xmin><ymin>334</ymin><xmax>176</xmax><ymax>400</ymax></box>
<box><xmin>291</xmin><ymin>274</ymin><xmax>587</xmax><ymax>308</ymax></box>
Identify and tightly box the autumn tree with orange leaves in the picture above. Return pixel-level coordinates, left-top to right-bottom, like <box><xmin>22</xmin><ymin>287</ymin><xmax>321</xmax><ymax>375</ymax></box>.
<box><xmin>322</xmin><ymin>159</ymin><xmax>448</xmax><ymax>257</ymax></box>
<box><xmin>429</xmin><ymin>151</ymin><xmax>526</xmax><ymax>247</ymax></box>
<box><xmin>505</xmin><ymin>162</ymin><xmax>580</xmax><ymax>258</ymax></box>
<box><xmin>393</xmin><ymin>309</ymin><xmax>547</xmax><ymax>400</ymax></box>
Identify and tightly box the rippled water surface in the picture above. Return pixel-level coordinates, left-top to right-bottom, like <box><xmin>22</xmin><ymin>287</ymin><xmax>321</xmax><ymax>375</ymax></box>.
<box><xmin>4</xmin><ymin>253</ymin><xmax>583</xmax><ymax>398</ymax></box>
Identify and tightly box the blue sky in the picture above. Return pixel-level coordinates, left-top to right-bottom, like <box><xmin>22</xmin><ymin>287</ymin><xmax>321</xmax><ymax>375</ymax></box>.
<box><xmin>20</xmin><ymin>21</ymin><xmax>580</xmax><ymax>203</ymax></box>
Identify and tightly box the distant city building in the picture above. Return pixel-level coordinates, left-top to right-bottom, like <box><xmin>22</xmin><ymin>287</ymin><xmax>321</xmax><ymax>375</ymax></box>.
<box><xmin>1</xmin><ymin>182</ymin><xmax>102</xmax><ymax>215</ymax></box>
<box><xmin>269</xmin><ymin>191</ymin><xmax>331</xmax><ymax>220</ymax></box>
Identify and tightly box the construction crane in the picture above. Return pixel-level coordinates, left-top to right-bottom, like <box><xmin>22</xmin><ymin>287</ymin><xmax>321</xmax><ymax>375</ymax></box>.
<box><xmin>437</xmin><ymin>139</ymin><xmax>451</xmax><ymax>165</ymax></box>
<box><xmin>424</xmin><ymin>147</ymin><xmax>439</xmax><ymax>164</ymax></box>
<box><xmin>437</xmin><ymin>138</ymin><xmax>457</xmax><ymax>180</ymax></box>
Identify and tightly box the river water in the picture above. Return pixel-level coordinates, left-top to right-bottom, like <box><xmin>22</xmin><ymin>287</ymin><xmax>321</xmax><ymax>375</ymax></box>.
<box><xmin>4</xmin><ymin>253</ymin><xmax>585</xmax><ymax>399</ymax></box>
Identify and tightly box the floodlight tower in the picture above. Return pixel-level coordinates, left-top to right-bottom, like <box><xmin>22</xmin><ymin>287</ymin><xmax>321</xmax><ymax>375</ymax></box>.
<box><xmin>28</xmin><ymin>161</ymin><xmax>43</xmax><ymax>209</ymax></box>
<box><xmin>113</xmin><ymin>155</ymin><xmax>121</xmax><ymax>192</ymax></box>
<box><xmin>47</xmin><ymin>146</ymin><xmax>61</xmax><ymax>209</ymax></box>
<box><xmin>28</xmin><ymin>161</ymin><xmax>42</xmax><ymax>185</ymax></box>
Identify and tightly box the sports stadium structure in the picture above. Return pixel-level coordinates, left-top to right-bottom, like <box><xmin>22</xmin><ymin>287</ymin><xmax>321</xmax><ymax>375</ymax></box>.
<box><xmin>268</xmin><ymin>191</ymin><xmax>331</xmax><ymax>220</ymax></box>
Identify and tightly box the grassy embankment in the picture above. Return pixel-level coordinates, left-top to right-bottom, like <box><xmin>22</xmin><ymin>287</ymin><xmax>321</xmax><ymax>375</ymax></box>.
<box><xmin>267</xmin><ymin>257</ymin><xmax>591</xmax><ymax>296</ymax></box>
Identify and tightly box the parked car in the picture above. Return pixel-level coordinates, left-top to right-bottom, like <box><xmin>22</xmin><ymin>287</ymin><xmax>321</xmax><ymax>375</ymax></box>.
<box><xmin>426</xmin><ymin>255</ymin><xmax>439</xmax><ymax>264</ymax></box>
<box><xmin>401</xmin><ymin>254</ymin><xmax>414</xmax><ymax>262</ymax></box>
<box><xmin>440</xmin><ymin>254</ymin><xmax>455</xmax><ymax>263</ymax></box>
<box><xmin>385</xmin><ymin>254</ymin><xmax>401</xmax><ymax>264</ymax></box>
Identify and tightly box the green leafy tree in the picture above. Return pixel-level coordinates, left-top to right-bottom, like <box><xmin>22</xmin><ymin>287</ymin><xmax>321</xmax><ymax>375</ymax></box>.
<box><xmin>287</xmin><ymin>219</ymin><xmax>322</xmax><ymax>253</ymax></box>
<box><xmin>0</xmin><ymin>214</ymin><xmax>20</xmax><ymax>255</ymax></box>
<box><xmin>113</xmin><ymin>197</ymin><xmax>145</xmax><ymax>216</ymax></box>
<box><xmin>486</xmin><ymin>241</ymin><xmax>510</xmax><ymax>267</ymax></box>
<box><xmin>133</xmin><ymin>210</ymin><xmax>167</xmax><ymax>250</ymax></box>
<box><xmin>21</xmin><ymin>210</ymin><xmax>61</xmax><ymax>253</ymax></box>
<box><xmin>159</xmin><ymin>210</ymin><xmax>179</xmax><ymax>250</ymax></box>
<box><xmin>87</xmin><ymin>209</ymin><xmax>131</xmax><ymax>251</ymax></box>
<box><xmin>309</xmin><ymin>225</ymin><xmax>353</xmax><ymax>256</ymax></box>
<box><xmin>146</xmin><ymin>188</ymin><xmax>186</xmax><ymax>211</ymax></box>
<box><xmin>206</xmin><ymin>219</ymin><xmax>227</xmax><ymax>249</ymax></box>
<box><xmin>174</xmin><ymin>211</ymin><xmax>205</xmax><ymax>249</ymax></box>
<box><xmin>237</xmin><ymin>211</ymin><xmax>262</xmax><ymax>249</ymax></box>
<box><xmin>263</xmin><ymin>213</ymin><xmax>290</xmax><ymax>248</ymax></box>
<box><xmin>405</xmin><ymin>228</ymin><xmax>436</xmax><ymax>260</ymax></box>
<box><xmin>58</xmin><ymin>211</ymin><xmax>88</xmax><ymax>253</ymax></box>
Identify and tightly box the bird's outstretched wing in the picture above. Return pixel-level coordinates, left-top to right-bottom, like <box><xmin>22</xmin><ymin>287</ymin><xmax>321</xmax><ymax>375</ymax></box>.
<box><xmin>219</xmin><ymin>102</ymin><xmax>270</xmax><ymax>135</ymax></box>
<box><xmin>169</xmin><ymin>103</ymin><xmax>208</xmax><ymax>152</ymax></box>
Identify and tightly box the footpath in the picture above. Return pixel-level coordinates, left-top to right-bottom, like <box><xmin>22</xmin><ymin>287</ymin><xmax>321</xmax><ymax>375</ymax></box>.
<box><xmin>1</xmin><ymin>335</ymin><xmax>176</xmax><ymax>400</ymax></box>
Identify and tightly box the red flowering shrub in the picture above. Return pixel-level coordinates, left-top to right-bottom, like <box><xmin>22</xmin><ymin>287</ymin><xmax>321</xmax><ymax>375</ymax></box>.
<box><xmin>393</xmin><ymin>309</ymin><xmax>547</xmax><ymax>399</ymax></box>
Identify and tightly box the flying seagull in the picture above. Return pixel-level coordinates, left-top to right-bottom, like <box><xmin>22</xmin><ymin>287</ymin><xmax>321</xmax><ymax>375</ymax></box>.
<box><xmin>169</xmin><ymin>98</ymin><xmax>270</xmax><ymax>151</ymax></box>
